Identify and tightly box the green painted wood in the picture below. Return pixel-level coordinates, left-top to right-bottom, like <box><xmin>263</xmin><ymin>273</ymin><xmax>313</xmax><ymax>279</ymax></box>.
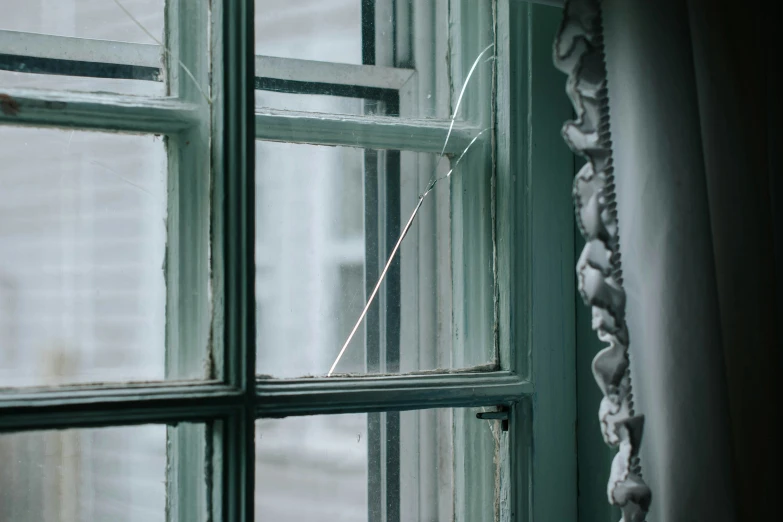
<box><xmin>167</xmin><ymin>422</ymin><xmax>210</xmax><ymax>522</ymax></box>
<box><xmin>254</xmin><ymin>54</ymin><xmax>414</xmax><ymax>90</ymax></box>
<box><xmin>447</xmin><ymin>4</ymin><xmax>501</xmax><ymax>518</ymax></box>
<box><xmin>0</xmin><ymin>87</ymin><xmax>198</xmax><ymax>132</ymax></box>
<box><xmin>498</xmin><ymin>1</ymin><xmax>578</xmax><ymax>520</ymax></box>
<box><xmin>254</xmin><ymin>108</ymin><xmax>483</xmax><ymax>154</ymax></box>
<box><xmin>454</xmin><ymin>406</ymin><xmax>499</xmax><ymax>522</ymax></box>
<box><xmin>450</xmin><ymin>0</ymin><xmax>497</xmax><ymax>374</ymax></box>
<box><xmin>164</xmin><ymin>0</ymin><xmax>211</xmax><ymax>380</ymax></box>
<box><xmin>0</xmin><ymin>382</ymin><xmax>241</xmax><ymax>431</ymax></box>
<box><xmin>0</xmin><ymin>371</ymin><xmax>525</xmax><ymax>431</ymax></box>
<box><xmin>164</xmin><ymin>1</ymin><xmax>213</xmax><ymax>521</ymax></box>
<box><xmin>496</xmin><ymin>0</ymin><xmax>526</xmax><ymax>377</ymax></box>
<box><xmin>507</xmin><ymin>398</ymin><xmax>533</xmax><ymax>521</ymax></box>
<box><xmin>527</xmin><ymin>3</ymin><xmax>577</xmax><ymax>520</ymax></box>
<box><xmin>217</xmin><ymin>0</ymin><xmax>255</xmax><ymax>519</ymax></box>
<box><xmin>256</xmin><ymin>371</ymin><xmax>532</xmax><ymax>416</ymax></box>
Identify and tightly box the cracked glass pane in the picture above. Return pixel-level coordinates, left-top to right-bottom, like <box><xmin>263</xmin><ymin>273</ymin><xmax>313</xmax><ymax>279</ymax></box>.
<box><xmin>254</xmin><ymin>1</ymin><xmax>496</xmax><ymax>378</ymax></box>
<box><xmin>255</xmin><ymin>407</ymin><xmax>500</xmax><ymax>521</ymax></box>
<box><xmin>255</xmin><ymin>140</ymin><xmax>495</xmax><ymax>378</ymax></box>
<box><xmin>0</xmin><ymin>126</ymin><xmax>166</xmax><ymax>387</ymax></box>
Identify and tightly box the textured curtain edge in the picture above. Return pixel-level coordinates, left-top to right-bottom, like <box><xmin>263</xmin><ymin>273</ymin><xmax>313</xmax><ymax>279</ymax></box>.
<box><xmin>552</xmin><ymin>1</ymin><xmax>652</xmax><ymax>520</ymax></box>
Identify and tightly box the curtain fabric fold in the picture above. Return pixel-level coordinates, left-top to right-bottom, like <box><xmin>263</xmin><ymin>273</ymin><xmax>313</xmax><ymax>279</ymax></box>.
<box><xmin>553</xmin><ymin>0</ymin><xmax>782</xmax><ymax>520</ymax></box>
<box><xmin>601</xmin><ymin>0</ymin><xmax>736</xmax><ymax>519</ymax></box>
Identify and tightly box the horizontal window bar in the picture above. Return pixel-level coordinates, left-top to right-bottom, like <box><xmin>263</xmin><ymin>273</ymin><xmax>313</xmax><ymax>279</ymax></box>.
<box><xmin>0</xmin><ymin>52</ymin><xmax>160</xmax><ymax>82</ymax></box>
<box><xmin>255</xmin><ymin>108</ymin><xmax>484</xmax><ymax>154</ymax></box>
<box><xmin>255</xmin><ymin>76</ymin><xmax>397</xmax><ymax>102</ymax></box>
<box><xmin>0</xmin><ymin>372</ymin><xmax>531</xmax><ymax>430</ymax></box>
<box><xmin>0</xmin><ymin>88</ymin><xmax>200</xmax><ymax>133</ymax></box>
<box><xmin>0</xmin><ymin>30</ymin><xmax>415</xmax><ymax>93</ymax></box>
<box><xmin>0</xmin><ymin>29</ymin><xmax>160</xmax><ymax>69</ymax></box>
<box><xmin>0</xmin><ymin>381</ymin><xmax>243</xmax><ymax>432</ymax></box>
<box><xmin>255</xmin><ymin>54</ymin><xmax>414</xmax><ymax>92</ymax></box>
<box><xmin>256</xmin><ymin>371</ymin><xmax>532</xmax><ymax>417</ymax></box>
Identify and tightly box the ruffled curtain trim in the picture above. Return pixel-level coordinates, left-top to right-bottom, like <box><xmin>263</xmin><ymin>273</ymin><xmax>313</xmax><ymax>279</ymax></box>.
<box><xmin>553</xmin><ymin>1</ymin><xmax>652</xmax><ymax>520</ymax></box>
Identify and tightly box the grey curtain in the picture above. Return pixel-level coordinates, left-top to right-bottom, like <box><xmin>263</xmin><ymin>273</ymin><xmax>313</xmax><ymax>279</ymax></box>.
<box><xmin>556</xmin><ymin>0</ymin><xmax>782</xmax><ymax>520</ymax></box>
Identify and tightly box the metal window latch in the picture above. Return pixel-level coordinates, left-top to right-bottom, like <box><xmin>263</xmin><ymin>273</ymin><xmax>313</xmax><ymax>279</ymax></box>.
<box><xmin>476</xmin><ymin>406</ymin><xmax>509</xmax><ymax>432</ymax></box>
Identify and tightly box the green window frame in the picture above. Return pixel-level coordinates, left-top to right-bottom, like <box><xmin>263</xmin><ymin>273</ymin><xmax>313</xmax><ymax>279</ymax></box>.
<box><xmin>0</xmin><ymin>1</ymin><xmax>588</xmax><ymax>520</ymax></box>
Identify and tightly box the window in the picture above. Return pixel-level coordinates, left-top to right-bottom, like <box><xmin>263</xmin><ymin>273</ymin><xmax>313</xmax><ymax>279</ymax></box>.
<box><xmin>0</xmin><ymin>1</ymin><xmax>578</xmax><ymax>521</ymax></box>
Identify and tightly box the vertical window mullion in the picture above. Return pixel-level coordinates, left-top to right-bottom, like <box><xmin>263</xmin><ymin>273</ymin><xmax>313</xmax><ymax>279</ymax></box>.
<box><xmin>383</xmin><ymin>142</ymin><xmax>402</xmax><ymax>522</ymax></box>
<box><xmin>219</xmin><ymin>0</ymin><xmax>256</xmax><ymax>521</ymax></box>
<box><xmin>164</xmin><ymin>0</ymin><xmax>211</xmax><ymax>385</ymax></box>
<box><xmin>164</xmin><ymin>1</ymin><xmax>212</xmax><ymax>521</ymax></box>
<box><xmin>365</xmin><ymin>4</ymin><xmax>402</xmax><ymax>518</ymax></box>
<box><xmin>448</xmin><ymin>2</ymin><xmax>499</xmax><ymax>521</ymax></box>
<box><xmin>363</xmin><ymin>4</ymin><xmax>383</xmax><ymax>520</ymax></box>
<box><xmin>365</xmin><ymin>144</ymin><xmax>383</xmax><ymax>522</ymax></box>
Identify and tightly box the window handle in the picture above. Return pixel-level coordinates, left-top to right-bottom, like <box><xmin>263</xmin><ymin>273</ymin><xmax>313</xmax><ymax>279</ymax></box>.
<box><xmin>476</xmin><ymin>406</ymin><xmax>509</xmax><ymax>432</ymax></box>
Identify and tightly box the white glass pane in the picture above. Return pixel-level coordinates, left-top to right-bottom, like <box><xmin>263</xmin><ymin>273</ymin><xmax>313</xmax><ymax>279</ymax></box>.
<box><xmin>0</xmin><ymin>424</ymin><xmax>167</xmax><ymax>522</ymax></box>
<box><xmin>255</xmin><ymin>407</ymin><xmax>499</xmax><ymax>521</ymax></box>
<box><xmin>255</xmin><ymin>90</ymin><xmax>370</xmax><ymax>116</ymax></box>
<box><xmin>0</xmin><ymin>126</ymin><xmax>166</xmax><ymax>387</ymax></box>
<box><xmin>255</xmin><ymin>0</ymin><xmax>361</xmax><ymax>65</ymax></box>
<box><xmin>1</xmin><ymin>0</ymin><xmax>164</xmax><ymax>44</ymax></box>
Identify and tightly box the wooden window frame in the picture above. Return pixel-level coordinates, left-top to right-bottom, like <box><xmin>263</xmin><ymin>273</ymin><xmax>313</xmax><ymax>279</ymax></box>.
<box><xmin>0</xmin><ymin>1</ymin><xmax>580</xmax><ymax>521</ymax></box>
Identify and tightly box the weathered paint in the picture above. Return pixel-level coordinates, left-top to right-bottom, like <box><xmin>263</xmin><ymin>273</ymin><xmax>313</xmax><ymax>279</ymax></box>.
<box><xmin>257</xmin><ymin>371</ymin><xmax>531</xmax><ymax>417</ymax></box>
<box><xmin>164</xmin><ymin>1</ymin><xmax>213</xmax><ymax>521</ymax></box>
<box><xmin>0</xmin><ymin>88</ymin><xmax>198</xmax><ymax>132</ymax></box>
<box><xmin>497</xmin><ymin>1</ymin><xmax>578</xmax><ymax>521</ymax></box>
<box><xmin>255</xmin><ymin>108</ymin><xmax>483</xmax><ymax>154</ymax></box>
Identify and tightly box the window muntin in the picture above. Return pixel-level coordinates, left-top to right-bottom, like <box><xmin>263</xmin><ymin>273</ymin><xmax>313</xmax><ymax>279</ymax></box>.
<box><xmin>0</xmin><ymin>67</ymin><xmax>164</xmax><ymax>97</ymax></box>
